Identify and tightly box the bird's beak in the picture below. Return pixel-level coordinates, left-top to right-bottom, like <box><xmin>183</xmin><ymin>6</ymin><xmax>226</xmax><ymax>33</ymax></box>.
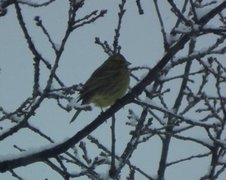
<box><xmin>126</xmin><ymin>60</ymin><xmax>131</xmax><ymax>66</ymax></box>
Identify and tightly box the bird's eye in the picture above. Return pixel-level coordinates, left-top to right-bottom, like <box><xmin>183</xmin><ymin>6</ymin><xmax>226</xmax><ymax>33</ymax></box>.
<box><xmin>115</xmin><ymin>57</ymin><xmax>122</xmax><ymax>62</ymax></box>
<box><xmin>114</xmin><ymin>55</ymin><xmax>124</xmax><ymax>63</ymax></box>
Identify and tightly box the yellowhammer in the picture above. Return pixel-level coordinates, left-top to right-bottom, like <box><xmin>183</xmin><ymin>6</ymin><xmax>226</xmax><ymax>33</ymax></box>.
<box><xmin>70</xmin><ymin>53</ymin><xmax>130</xmax><ymax>123</ymax></box>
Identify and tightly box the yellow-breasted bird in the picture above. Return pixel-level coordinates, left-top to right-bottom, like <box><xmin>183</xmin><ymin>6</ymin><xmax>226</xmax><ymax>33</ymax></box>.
<box><xmin>70</xmin><ymin>53</ymin><xmax>130</xmax><ymax>123</ymax></box>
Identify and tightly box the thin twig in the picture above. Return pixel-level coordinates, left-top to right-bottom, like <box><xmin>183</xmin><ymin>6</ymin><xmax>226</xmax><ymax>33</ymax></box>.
<box><xmin>109</xmin><ymin>115</ymin><xmax>117</xmax><ymax>178</ymax></box>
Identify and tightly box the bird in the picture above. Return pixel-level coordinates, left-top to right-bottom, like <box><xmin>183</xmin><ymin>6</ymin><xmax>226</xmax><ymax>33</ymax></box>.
<box><xmin>70</xmin><ymin>53</ymin><xmax>130</xmax><ymax>123</ymax></box>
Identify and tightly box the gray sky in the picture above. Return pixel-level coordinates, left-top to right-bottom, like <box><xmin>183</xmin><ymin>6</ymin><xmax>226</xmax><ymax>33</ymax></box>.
<box><xmin>0</xmin><ymin>0</ymin><xmax>226</xmax><ymax>179</ymax></box>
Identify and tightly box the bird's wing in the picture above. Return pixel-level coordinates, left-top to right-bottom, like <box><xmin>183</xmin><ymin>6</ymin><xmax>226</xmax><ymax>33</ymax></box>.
<box><xmin>80</xmin><ymin>66</ymin><xmax>119</xmax><ymax>102</ymax></box>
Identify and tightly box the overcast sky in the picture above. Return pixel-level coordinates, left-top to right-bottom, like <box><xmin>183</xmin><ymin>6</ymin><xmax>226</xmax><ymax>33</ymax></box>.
<box><xmin>0</xmin><ymin>0</ymin><xmax>226</xmax><ymax>179</ymax></box>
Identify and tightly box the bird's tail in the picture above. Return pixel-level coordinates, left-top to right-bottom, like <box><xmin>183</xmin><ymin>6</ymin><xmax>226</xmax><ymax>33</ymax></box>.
<box><xmin>70</xmin><ymin>109</ymin><xmax>82</xmax><ymax>123</ymax></box>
